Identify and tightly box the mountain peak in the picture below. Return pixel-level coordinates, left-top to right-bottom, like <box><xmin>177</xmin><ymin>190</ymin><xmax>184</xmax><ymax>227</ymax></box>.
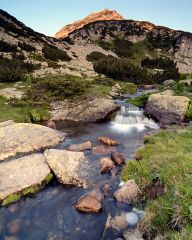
<box><xmin>54</xmin><ymin>9</ymin><xmax>124</xmax><ymax>39</ymax></box>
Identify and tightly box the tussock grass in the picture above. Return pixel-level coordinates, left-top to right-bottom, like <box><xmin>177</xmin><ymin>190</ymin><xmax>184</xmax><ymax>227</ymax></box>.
<box><xmin>122</xmin><ymin>126</ymin><xmax>192</xmax><ymax>239</ymax></box>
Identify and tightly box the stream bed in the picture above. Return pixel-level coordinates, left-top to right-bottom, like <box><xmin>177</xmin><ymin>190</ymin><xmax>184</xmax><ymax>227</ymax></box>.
<box><xmin>0</xmin><ymin>99</ymin><xmax>159</xmax><ymax>240</ymax></box>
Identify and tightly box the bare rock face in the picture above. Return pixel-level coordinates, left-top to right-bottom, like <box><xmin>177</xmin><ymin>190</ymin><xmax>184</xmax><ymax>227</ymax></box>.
<box><xmin>97</xmin><ymin>137</ymin><xmax>119</xmax><ymax>146</ymax></box>
<box><xmin>100</xmin><ymin>157</ymin><xmax>115</xmax><ymax>174</ymax></box>
<box><xmin>0</xmin><ymin>154</ymin><xmax>51</xmax><ymax>206</ymax></box>
<box><xmin>114</xmin><ymin>180</ymin><xmax>140</xmax><ymax>204</ymax></box>
<box><xmin>54</xmin><ymin>9</ymin><xmax>124</xmax><ymax>38</ymax></box>
<box><xmin>145</xmin><ymin>91</ymin><xmax>190</xmax><ymax>124</ymax></box>
<box><xmin>0</xmin><ymin>123</ymin><xmax>65</xmax><ymax>161</ymax></box>
<box><xmin>74</xmin><ymin>188</ymin><xmax>103</xmax><ymax>213</ymax></box>
<box><xmin>44</xmin><ymin>149</ymin><xmax>87</xmax><ymax>187</ymax></box>
<box><xmin>68</xmin><ymin>141</ymin><xmax>92</xmax><ymax>151</ymax></box>
<box><xmin>111</xmin><ymin>152</ymin><xmax>125</xmax><ymax>165</ymax></box>
<box><xmin>50</xmin><ymin>97</ymin><xmax>118</xmax><ymax>122</ymax></box>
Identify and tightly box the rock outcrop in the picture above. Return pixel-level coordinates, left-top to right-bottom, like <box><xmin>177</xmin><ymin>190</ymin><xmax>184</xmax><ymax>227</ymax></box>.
<box><xmin>44</xmin><ymin>149</ymin><xmax>87</xmax><ymax>187</ymax></box>
<box><xmin>54</xmin><ymin>9</ymin><xmax>124</xmax><ymax>39</ymax></box>
<box><xmin>0</xmin><ymin>154</ymin><xmax>51</xmax><ymax>206</ymax></box>
<box><xmin>50</xmin><ymin>97</ymin><xmax>119</xmax><ymax>122</ymax></box>
<box><xmin>0</xmin><ymin>123</ymin><xmax>65</xmax><ymax>161</ymax></box>
<box><xmin>145</xmin><ymin>91</ymin><xmax>190</xmax><ymax>124</ymax></box>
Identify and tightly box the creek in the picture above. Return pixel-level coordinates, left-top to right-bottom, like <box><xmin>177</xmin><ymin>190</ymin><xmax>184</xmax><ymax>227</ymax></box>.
<box><xmin>0</xmin><ymin>97</ymin><xmax>159</xmax><ymax>240</ymax></box>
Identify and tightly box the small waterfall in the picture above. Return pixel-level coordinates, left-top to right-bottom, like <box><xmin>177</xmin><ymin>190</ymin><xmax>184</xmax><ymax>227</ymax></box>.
<box><xmin>111</xmin><ymin>104</ymin><xmax>159</xmax><ymax>132</ymax></box>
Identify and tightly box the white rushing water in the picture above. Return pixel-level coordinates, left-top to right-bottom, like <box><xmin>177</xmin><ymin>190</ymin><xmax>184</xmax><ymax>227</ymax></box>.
<box><xmin>111</xmin><ymin>104</ymin><xmax>159</xmax><ymax>132</ymax></box>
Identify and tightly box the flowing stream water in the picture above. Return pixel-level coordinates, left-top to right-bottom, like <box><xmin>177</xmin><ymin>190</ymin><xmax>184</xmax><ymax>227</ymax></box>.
<box><xmin>0</xmin><ymin>98</ymin><xmax>159</xmax><ymax>240</ymax></box>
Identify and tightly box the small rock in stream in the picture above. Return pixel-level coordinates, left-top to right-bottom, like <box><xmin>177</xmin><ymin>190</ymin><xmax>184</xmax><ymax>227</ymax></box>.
<box><xmin>97</xmin><ymin>137</ymin><xmax>119</xmax><ymax>146</ymax></box>
<box><xmin>100</xmin><ymin>157</ymin><xmax>115</xmax><ymax>174</ymax></box>
<box><xmin>68</xmin><ymin>141</ymin><xmax>92</xmax><ymax>151</ymax></box>
<box><xmin>7</xmin><ymin>219</ymin><xmax>21</xmax><ymax>234</ymax></box>
<box><xmin>92</xmin><ymin>146</ymin><xmax>117</xmax><ymax>155</ymax></box>
<box><xmin>74</xmin><ymin>188</ymin><xmax>103</xmax><ymax>213</ymax></box>
<box><xmin>111</xmin><ymin>152</ymin><xmax>125</xmax><ymax>165</ymax></box>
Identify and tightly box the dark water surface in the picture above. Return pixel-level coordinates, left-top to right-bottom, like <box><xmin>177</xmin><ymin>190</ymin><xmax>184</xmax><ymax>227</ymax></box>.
<box><xmin>0</xmin><ymin>101</ymin><xmax>158</xmax><ymax>240</ymax></box>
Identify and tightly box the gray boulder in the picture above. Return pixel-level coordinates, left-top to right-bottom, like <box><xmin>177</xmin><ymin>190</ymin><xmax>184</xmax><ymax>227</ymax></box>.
<box><xmin>145</xmin><ymin>91</ymin><xmax>190</xmax><ymax>124</ymax></box>
<box><xmin>44</xmin><ymin>149</ymin><xmax>87</xmax><ymax>187</ymax></box>
<box><xmin>0</xmin><ymin>123</ymin><xmax>65</xmax><ymax>161</ymax></box>
<box><xmin>0</xmin><ymin>154</ymin><xmax>51</xmax><ymax>206</ymax></box>
<box><xmin>50</xmin><ymin>97</ymin><xmax>119</xmax><ymax>122</ymax></box>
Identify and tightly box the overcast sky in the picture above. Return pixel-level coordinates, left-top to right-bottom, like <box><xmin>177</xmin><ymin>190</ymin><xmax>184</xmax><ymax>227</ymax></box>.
<box><xmin>1</xmin><ymin>0</ymin><xmax>192</xmax><ymax>36</ymax></box>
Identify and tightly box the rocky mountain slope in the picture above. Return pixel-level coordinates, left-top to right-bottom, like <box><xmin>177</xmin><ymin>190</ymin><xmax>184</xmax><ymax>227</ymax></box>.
<box><xmin>0</xmin><ymin>8</ymin><xmax>192</xmax><ymax>77</ymax></box>
<box><xmin>61</xmin><ymin>19</ymin><xmax>192</xmax><ymax>73</ymax></box>
<box><xmin>54</xmin><ymin>9</ymin><xmax>124</xmax><ymax>39</ymax></box>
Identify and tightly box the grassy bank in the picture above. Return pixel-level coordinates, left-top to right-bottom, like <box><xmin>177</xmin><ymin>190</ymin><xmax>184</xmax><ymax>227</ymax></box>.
<box><xmin>0</xmin><ymin>74</ymin><xmax>137</xmax><ymax>123</ymax></box>
<box><xmin>122</xmin><ymin>126</ymin><xmax>192</xmax><ymax>239</ymax></box>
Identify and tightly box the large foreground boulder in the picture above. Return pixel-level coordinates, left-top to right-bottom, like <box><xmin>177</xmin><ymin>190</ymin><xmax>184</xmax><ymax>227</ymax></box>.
<box><xmin>0</xmin><ymin>123</ymin><xmax>65</xmax><ymax>161</ymax></box>
<box><xmin>0</xmin><ymin>154</ymin><xmax>51</xmax><ymax>206</ymax></box>
<box><xmin>44</xmin><ymin>149</ymin><xmax>87</xmax><ymax>187</ymax></box>
<box><xmin>50</xmin><ymin>97</ymin><xmax>119</xmax><ymax>122</ymax></box>
<box><xmin>145</xmin><ymin>91</ymin><xmax>190</xmax><ymax>124</ymax></box>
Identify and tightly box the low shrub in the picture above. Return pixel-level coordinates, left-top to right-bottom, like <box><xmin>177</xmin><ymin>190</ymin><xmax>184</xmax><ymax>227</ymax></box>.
<box><xmin>86</xmin><ymin>51</ymin><xmax>114</xmax><ymax>62</ymax></box>
<box><xmin>18</xmin><ymin>42</ymin><xmax>36</xmax><ymax>52</ymax></box>
<box><xmin>42</xmin><ymin>45</ymin><xmax>71</xmax><ymax>61</ymax></box>
<box><xmin>18</xmin><ymin>75</ymin><xmax>91</xmax><ymax>107</ymax></box>
<box><xmin>185</xmin><ymin>101</ymin><xmax>192</xmax><ymax>121</ymax></box>
<box><xmin>94</xmin><ymin>57</ymin><xmax>179</xmax><ymax>85</ymax></box>
<box><xmin>0</xmin><ymin>56</ymin><xmax>40</xmax><ymax>82</ymax></box>
<box><xmin>0</xmin><ymin>40</ymin><xmax>17</xmax><ymax>52</ymax></box>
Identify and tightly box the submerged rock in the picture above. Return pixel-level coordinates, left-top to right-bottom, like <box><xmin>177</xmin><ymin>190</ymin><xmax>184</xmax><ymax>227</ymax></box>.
<box><xmin>68</xmin><ymin>141</ymin><xmax>92</xmax><ymax>151</ymax></box>
<box><xmin>74</xmin><ymin>188</ymin><xmax>103</xmax><ymax>213</ymax></box>
<box><xmin>125</xmin><ymin>212</ymin><xmax>139</xmax><ymax>226</ymax></box>
<box><xmin>100</xmin><ymin>157</ymin><xmax>115</xmax><ymax>174</ymax></box>
<box><xmin>97</xmin><ymin>136</ymin><xmax>119</xmax><ymax>146</ymax></box>
<box><xmin>50</xmin><ymin>97</ymin><xmax>118</xmax><ymax>122</ymax></box>
<box><xmin>114</xmin><ymin>179</ymin><xmax>140</xmax><ymax>204</ymax></box>
<box><xmin>111</xmin><ymin>152</ymin><xmax>125</xmax><ymax>165</ymax></box>
<box><xmin>7</xmin><ymin>219</ymin><xmax>21</xmax><ymax>234</ymax></box>
<box><xmin>44</xmin><ymin>149</ymin><xmax>87</xmax><ymax>187</ymax></box>
<box><xmin>0</xmin><ymin>123</ymin><xmax>65</xmax><ymax>161</ymax></box>
<box><xmin>123</xmin><ymin>228</ymin><xmax>144</xmax><ymax>240</ymax></box>
<box><xmin>46</xmin><ymin>120</ymin><xmax>56</xmax><ymax>129</ymax></box>
<box><xmin>92</xmin><ymin>146</ymin><xmax>117</xmax><ymax>155</ymax></box>
<box><xmin>145</xmin><ymin>91</ymin><xmax>190</xmax><ymax>124</ymax></box>
<box><xmin>0</xmin><ymin>154</ymin><xmax>51</xmax><ymax>206</ymax></box>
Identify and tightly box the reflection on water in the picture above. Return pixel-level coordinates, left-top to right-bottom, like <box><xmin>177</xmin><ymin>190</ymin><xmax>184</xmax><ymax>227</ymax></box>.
<box><xmin>0</xmin><ymin>100</ymin><xmax>158</xmax><ymax>240</ymax></box>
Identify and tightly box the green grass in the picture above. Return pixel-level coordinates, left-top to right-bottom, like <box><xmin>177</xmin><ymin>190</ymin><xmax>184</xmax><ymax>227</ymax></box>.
<box><xmin>2</xmin><ymin>193</ymin><xmax>21</xmax><ymax>206</ymax></box>
<box><xmin>122</xmin><ymin>126</ymin><xmax>192</xmax><ymax>239</ymax></box>
<box><xmin>126</xmin><ymin>93</ymin><xmax>149</xmax><ymax>107</ymax></box>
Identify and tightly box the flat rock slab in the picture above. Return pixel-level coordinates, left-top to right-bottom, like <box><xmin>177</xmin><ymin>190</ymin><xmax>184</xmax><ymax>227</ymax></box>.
<box><xmin>0</xmin><ymin>87</ymin><xmax>23</xmax><ymax>99</ymax></box>
<box><xmin>0</xmin><ymin>154</ymin><xmax>51</xmax><ymax>205</ymax></box>
<box><xmin>0</xmin><ymin>123</ymin><xmax>65</xmax><ymax>161</ymax></box>
<box><xmin>45</xmin><ymin>149</ymin><xmax>87</xmax><ymax>187</ymax></box>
